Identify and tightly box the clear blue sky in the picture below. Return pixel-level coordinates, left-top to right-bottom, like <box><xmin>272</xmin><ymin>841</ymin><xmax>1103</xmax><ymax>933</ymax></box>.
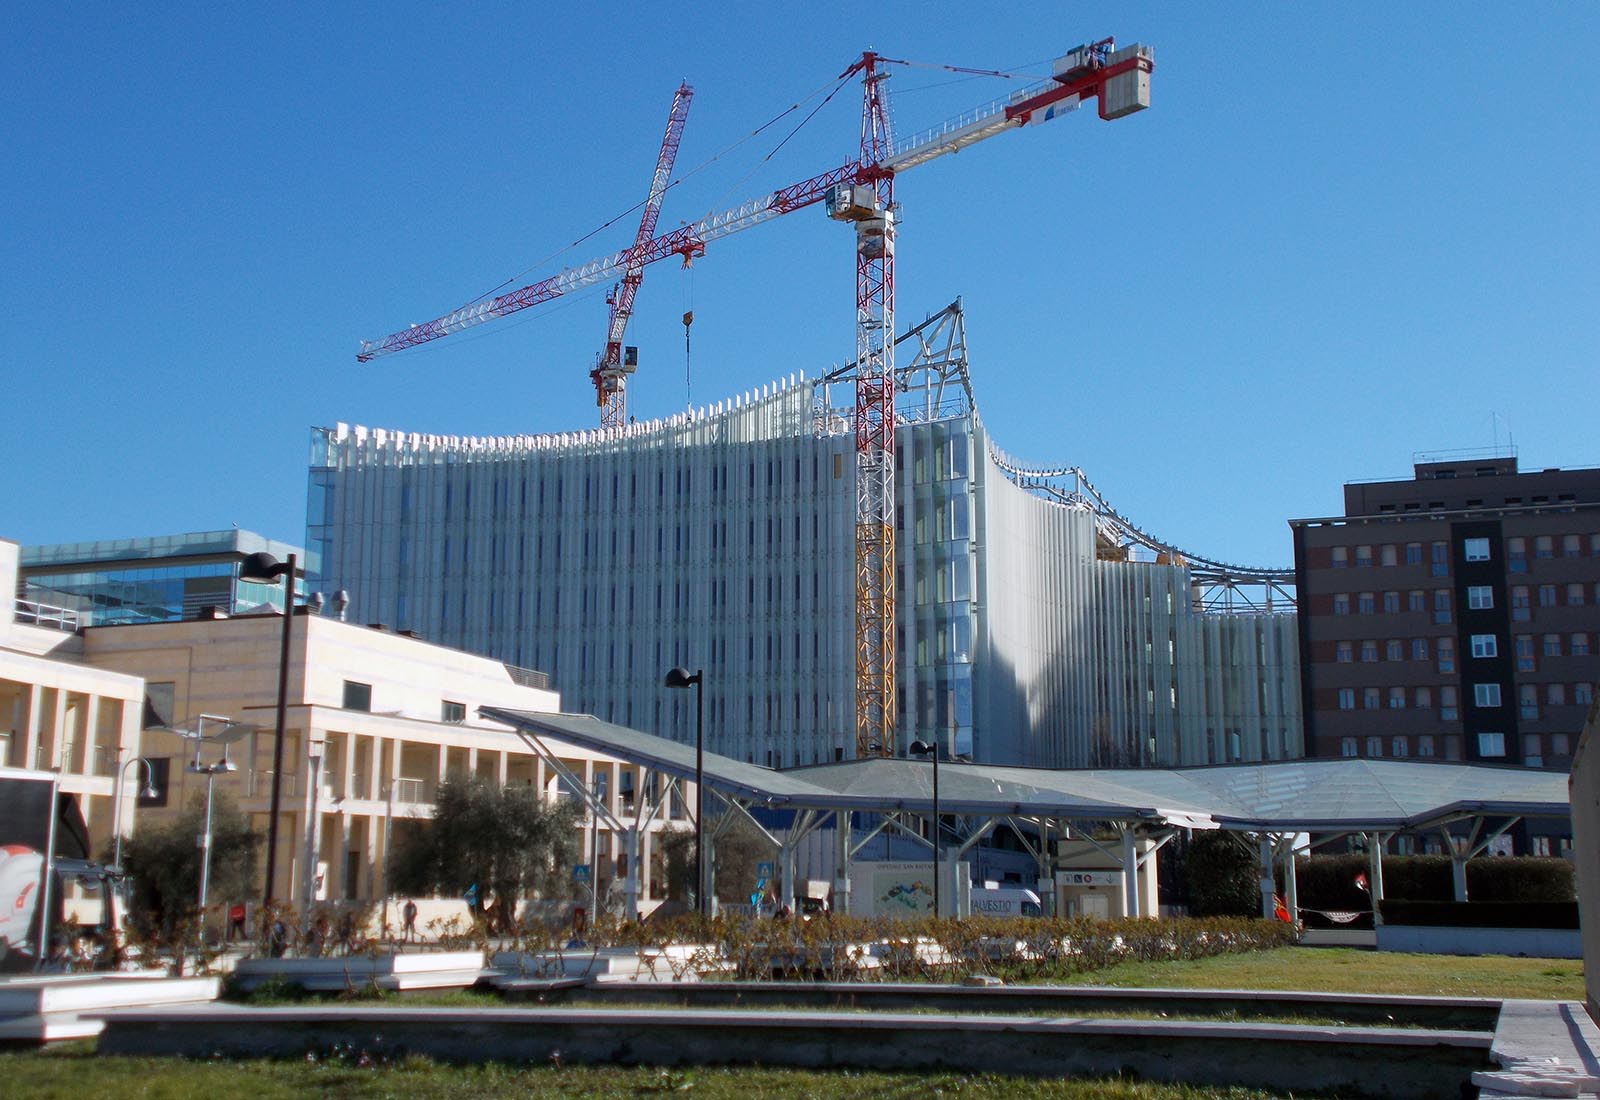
<box><xmin>5</xmin><ymin>4</ymin><xmax>1596</xmax><ymax>570</ymax></box>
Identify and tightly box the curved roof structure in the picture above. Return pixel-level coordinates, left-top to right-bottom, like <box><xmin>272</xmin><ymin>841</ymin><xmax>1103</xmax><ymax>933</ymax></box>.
<box><xmin>482</xmin><ymin>708</ymin><xmax>1571</xmax><ymax>833</ymax></box>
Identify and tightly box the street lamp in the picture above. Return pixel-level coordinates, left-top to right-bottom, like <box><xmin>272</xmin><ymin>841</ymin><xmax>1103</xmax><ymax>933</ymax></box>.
<box><xmin>663</xmin><ymin>667</ymin><xmax>705</xmax><ymax>917</ymax></box>
<box><xmin>185</xmin><ymin>715</ymin><xmax>245</xmax><ymax>943</ymax></box>
<box><xmin>238</xmin><ymin>550</ymin><xmax>298</xmax><ymax>908</ymax></box>
<box><xmin>111</xmin><ymin>756</ymin><xmax>160</xmax><ymax>870</ymax></box>
<box><xmin>908</xmin><ymin>738</ymin><xmax>941</xmax><ymax>918</ymax></box>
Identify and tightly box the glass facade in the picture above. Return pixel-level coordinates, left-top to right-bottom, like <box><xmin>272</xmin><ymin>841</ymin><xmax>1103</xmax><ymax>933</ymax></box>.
<box><xmin>20</xmin><ymin>530</ymin><xmax>305</xmax><ymax>627</ymax></box>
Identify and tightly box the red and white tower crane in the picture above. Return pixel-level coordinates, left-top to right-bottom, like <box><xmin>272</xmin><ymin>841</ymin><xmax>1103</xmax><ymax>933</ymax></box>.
<box><xmin>357</xmin><ymin>39</ymin><xmax>1154</xmax><ymax>758</ymax></box>
<box><xmin>592</xmin><ymin>83</ymin><xmax>693</xmax><ymax>430</ymax></box>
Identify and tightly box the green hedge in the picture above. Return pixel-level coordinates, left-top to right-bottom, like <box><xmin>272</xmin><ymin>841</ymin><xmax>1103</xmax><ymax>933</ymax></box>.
<box><xmin>1378</xmin><ymin>900</ymin><xmax>1579</xmax><ymax>929</ymax></box>
<box><xmin>1296</xmin><ymin>855</ymin><xmax>1573</xmax><ymax>908</ymax></box>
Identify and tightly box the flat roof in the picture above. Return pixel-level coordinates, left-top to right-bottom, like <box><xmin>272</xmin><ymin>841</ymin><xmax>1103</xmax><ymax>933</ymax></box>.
<box><xmin>22</xmin><ymin>529</ymin><xmax>305</xmax><ymax>570</ymax></box>
<box><xmin>482</xmin><ymin>708</ymin><xmax>1570</xmax><ymax>832</ymax></box>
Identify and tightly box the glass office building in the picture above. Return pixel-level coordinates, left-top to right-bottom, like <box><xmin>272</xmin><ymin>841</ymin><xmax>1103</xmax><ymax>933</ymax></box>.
<box><xmin>20</xmin><ymin>530</ymin><xmax>305</xmax><ymax>626</ymax></box>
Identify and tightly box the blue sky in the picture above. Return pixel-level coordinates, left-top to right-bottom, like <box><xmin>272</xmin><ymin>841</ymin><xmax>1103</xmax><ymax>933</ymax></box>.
<box><xmin>4</xmin><ymin>4</ymin><xmax>1596</xmax><ymax>571</ymax></box>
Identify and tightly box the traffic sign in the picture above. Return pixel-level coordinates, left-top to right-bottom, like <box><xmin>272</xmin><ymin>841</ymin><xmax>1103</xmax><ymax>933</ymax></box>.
<box><xmin>573</xmin><ymin>864</ymin><xmax>591</xmax><ymax>883</ymax></box>
<box><xmin>756</xmin><ymin>861</ymin><xmax>774</xmax><ymax>879</ymax></box>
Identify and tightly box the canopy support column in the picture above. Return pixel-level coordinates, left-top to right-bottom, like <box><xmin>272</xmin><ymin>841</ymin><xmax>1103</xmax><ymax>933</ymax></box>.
<box><xmin>834</xmin><ymin>809</ymin><xmax>852</xmax><ymax>915</ymax></box>
<box><xmin>1368</xmin><ymin>831</ymin><xmax>1387</xmax><ymax>922</ymax></box>
<box><xmin>1121</xmin><ymin>826</ymin><xmax>1140</xmax><ymax>919</ymax></box>
<box><xmin>1283</xmin><ymin>837</ymin><xmax>1300</xmax><ymax>923</ymax></box>
<box><xmin>1259</xmin><ymin>835</ymin><xmax>1276</xmax><ymax>919</ymax></box>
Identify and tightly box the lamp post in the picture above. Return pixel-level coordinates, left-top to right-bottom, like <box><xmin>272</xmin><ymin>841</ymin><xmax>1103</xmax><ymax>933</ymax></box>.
<box><xmin>187</xmin><ymin>715</ymin><xmax>241</xmax><ymax>943</ymax></box>
<box><xmin>111</xmin><ymin>755</ymin><xmax>160</xmax><ymax>871</ymax></box>
<box><xmin>908</xmin><ymin>738</ymin><xmax>940</xmax><ymax>918</ymax></box>
<box><xmin>663</xmin><ymin>667</ymin><xmax>704</xmax><ymax>917</ymax></box>
<box><xmin>238</xmin><ymin>551</ymin><xmax>298</xmax><ymax>908</ymax></box>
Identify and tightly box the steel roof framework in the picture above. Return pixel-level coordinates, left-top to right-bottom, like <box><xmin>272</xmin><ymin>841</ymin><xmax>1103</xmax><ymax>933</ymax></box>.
<box><xmin>481</xmin><ymin>707</ymin><xmax>1569</xmax><ymax>920</ymax></box>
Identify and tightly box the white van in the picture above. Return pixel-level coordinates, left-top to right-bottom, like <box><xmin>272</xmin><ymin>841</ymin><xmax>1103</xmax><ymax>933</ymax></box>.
<box><xmin>969</xmin><ymin>887</ymin><xmax>1042</xmax><ymax>918</ymax></box>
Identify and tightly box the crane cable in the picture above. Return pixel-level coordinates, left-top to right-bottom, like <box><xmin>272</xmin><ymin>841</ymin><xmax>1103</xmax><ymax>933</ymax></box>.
<box><xmin>448</xmin><ymin>73</ymin><xmax>850</xmax><ymax>316</ymax></box>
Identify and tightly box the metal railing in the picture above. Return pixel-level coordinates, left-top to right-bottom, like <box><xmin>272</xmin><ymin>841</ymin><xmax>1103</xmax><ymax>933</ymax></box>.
<box><xmin>247</xmin><ymin>770</ymin><xmax>298</xmax><ymax>798</ymax></box>
<box><xmin>13</xmin><ymin>599</ymin><xmax>80</xmax><ymax>631</ymax></box>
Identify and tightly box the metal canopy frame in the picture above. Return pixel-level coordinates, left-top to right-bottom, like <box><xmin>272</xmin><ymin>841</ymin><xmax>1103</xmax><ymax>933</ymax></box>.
<box><xmin>481</xmin><ymin>707</ymin><xmax>1571</xmax><ymax>917</ymax></box>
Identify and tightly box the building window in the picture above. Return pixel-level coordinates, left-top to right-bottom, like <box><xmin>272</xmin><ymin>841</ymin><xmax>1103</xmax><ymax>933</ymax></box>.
<box><xmin>1473</xmin><ymin>683</ymin><xmax>1502</xmax><ymax>708</ymax></box>
<box><xmin>1388</xmin><ymin>687</ymin><xmax>1405</xmax><ymax>709</ymax></box>
<box><xmin>1574</xmin><ymin>682</ymin><xmax>1594</xmax><ymax>706</ymax></box>
<box><xmin>1407</xmin><ymin>590</ymin><xmax>1425</xmax><ymax>612</ymax></box>
<box><xmin>1463</xmin><ymin>537</ymin><xmax>1490</xmax><ymax>562</ymax></box>
<box><xmin>1543</xmin><ymin>634</ymin><xmax>1562</xmax><ymax>657</ymax></box>
<box><xmin>1516</xmin><ymin>635</ymin><xmax>1536</xmax><ymax>671</ymax></box>
<box><xmin>1466</xmin><ymin>586</ymin><xmax>1493</xmax><ymax>610</ymax></box>
<box><xmin>441</xmin><ymin>700</ymin><xmax>466</xmax><ymax>723</ymax></box>
<box><xmin>1507</xmin><ymin>537</ymin><xmax>1527</xmax><ymax>573</ymax></box>
<box><xmin>1414</xmin><ymin>686</ymin><xmax>1432</xmax><ymax>709</ymax></box>
<box><xmin>1432</xmin><ymin>589</ymin><xmax>1451</xmax><ymax>624</ymax></box>
<box><xmin>1335</xmin><ymin>641</ymin><xmax>1353</xmax><ymax>663</ymax></box>
<box><xmin>342</xmin><ymin>680</ymin><xmax>372</xmax><ymax>712</ymax></box>
<box><xmin>1359</xmin><ymin>592</ymin><xmax>1376</xmax><ymax>614</ymax></box>
<box><xmin>1360</xmin><ymin>640</ymin><xmax>1378</xmax><ymax>663</ymax></box>
<box><xmin>1391</xmin><ymin>735</ymin><xmax>1408</xmax><ymax>757</ymax></box>
<box><xmin>1363</xmin><ymin>687</ymin><xmax>1381</xmax><ymax>710</ymax></box>
<box><xmin>1330</xmin><ymin>546</ymin><xmax>1348</xmax><ymax>568</ymax></box>
<box><xmin>1538</xmin><ymin>584</ymin><xmax>1557</xmax><ymax>608</ymax></box>
<box><xmin>1553</xmin><ymin>732</ymin><xmax>1572</xmax><ymax>755</ymax></box>
<box><xmin>1562</xmin><ymin>534</ymin><xmax>1581</xmax><ymax>557</ymax></box>
<box><xmin>1532</xmin><ymin>836</ymin><xmax>1553</xmax><ymax>857</ymax></box>
<box><xmin>1412</xmin><ymin>637</ymin><xmax>1429</xmax><ymax>661</ymax></box>
<box><xmin>142</xmin><ymin>682</ymin><xmax>176</xmax><ymax>730</ymax></box>
<box><xmin>1535</xmin><ymin>535</ymin><xmax>1554</xmax><ymax>559</ymax></box>
<box><xmin>1519</xmin><ymin>684</ymin><xmax>1537</xmax><ymax>719</ymax></box>
<box><xmin>1477</xmin><ymin>732</ymin><xmax>1506</xmax><ymax>758</ymax></box>
<box><xmin>1440</xmin><ymin>686</ymin><xmax>1458</xmax><ymax>720</ymax></box>
<box><xmin>1355</xmin><ymin>545</ymin><xmax>1373</xmax><ymax>568</ymax></box>
<box><xmin>1418</xmin><ymin>735</ymin><xmax>1436</xmax><ymax>758</ymax></box>
<box><xmin>1573</xmin><ymin>633</ymin><xmax>1591</xmax><ymax>657</ymax></box>
<box><xmin>1340</xmin><ymin>737</ymin><xmax>1358</xmax><ymax>757</ymax></box>
<box><xmin>1469</xmin><ymin>634</ymin><xmax>1497</xmax><ymax>658</ymax></box>
<box><xmin>1332</xmin><ymin>594</ymin><xmax>1350</xmax><ymax>616</ymax></box>
<box><xmin>1438</xmin><ymin>637</ymin><xmax>1455</xmax><ymax>673</ymax></box>
<box><xmin>1359</xmin><ymin>736</ymin><xmax>1379</xmax><ymax>757</ymax></box>
<box><xmin>1567</xmin><ymin>583</ymin><xmax>1585</xmax><ymax>607</ymax></box>
<box><xmin>1385</xmin><ymin>639</ymin><xmax>1403</xmax><ymax>661</ymax></box>
<box><xmin>1337</xmin><ymin>688</ymin><xmax>1356</xmax><ymax>711</ymax></box>
<box><xmin>137</xmin><ymin>757</ymin><xmax>171</xmax><ymax>807</ymax></box>
<box><xmin>1405</xmin><ymin>542</ymin><xmax>1423</xmax><ymax>565</ymax></box>
<box><xmin>1546</xmin><ymin>683</ymin><xmax>1566</xmax><ymax>707</ymax></box>
<box><xmin>1430</xmin><ymin>541</ymin><xmax>1449</xmax><ymax>576</ymax></box>
<box><xmin>1511</xmin><ymin>586</ymin><xmax>1531</xmax><ymax>621</ymax></box>
<box><xmin>1383</xmin><ymin>591</ymin><xmax>1400</xmax><ymax>614</ymax></box>
<box><xmin>1380</xmin><ymin>544</ymin><xmax>1398</xmax><ymax>566</ymax></box>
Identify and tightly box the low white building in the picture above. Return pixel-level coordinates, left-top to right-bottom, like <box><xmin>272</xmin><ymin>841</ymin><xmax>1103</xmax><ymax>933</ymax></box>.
<box><xmin>1</xmin><ymin>538</ymin><xmax>146</xmax><ymax>856</ymax></box>
<box><xmin>77</xmin><ymin>607</ymin><xmax>691</xmax><ymax>919</ymax></box>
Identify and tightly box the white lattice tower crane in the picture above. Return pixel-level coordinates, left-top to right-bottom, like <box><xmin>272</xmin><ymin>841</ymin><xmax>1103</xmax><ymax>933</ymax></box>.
<box><xmin>592</xmin><ymin>82</ymin><xmax>693</xmax><ymax>430</ymax></box>
<box><xmin>356</xmin><ymin>39</ymin><xmax>1155</xmax><ymax>758</ymax></box>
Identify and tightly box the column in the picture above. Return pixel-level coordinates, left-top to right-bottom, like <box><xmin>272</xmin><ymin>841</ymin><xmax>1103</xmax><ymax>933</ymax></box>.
<box><xmin>1123</xmin><ymin>827</ymin><xmax>1141</xmax><ymax>919</ymax></box>
<box><xmin>22</xmin><ymin>685</ymin><xmax>43</xmax><ymax>770</ymax></box>
<box><xmin>1259</xmin><ymin>835</ymin><xmax>1275</xmax><ymax>920</ymax></box>
<box><xmin>833</xmin><ymin>810</ymin><xmax>851</xmax><ymax>915</ymax></box>
<box><xmin>1370</xmin><ymin>833</ymin><xmax>1390</xmax><ymax>918</ymax></box>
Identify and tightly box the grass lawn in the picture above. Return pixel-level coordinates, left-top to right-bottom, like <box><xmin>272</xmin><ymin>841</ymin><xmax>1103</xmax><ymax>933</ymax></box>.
<box><xmin>1</xmin><ymin>1045</ymin><xmax>1286</xmax><ymax>1100</ymax></box>
<box><xmin>1065</xmin><ymin>946</ymin><xmax>1584</xmax><ymax>1001</ymax></box>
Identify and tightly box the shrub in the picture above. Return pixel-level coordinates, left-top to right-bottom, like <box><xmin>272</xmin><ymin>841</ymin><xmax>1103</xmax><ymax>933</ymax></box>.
<box><xmin>1297</xmin><ymin>855</ymin><xmax>1574</xmax><ymax>907</ymax></box>
<box><xmin>1378</xmin><ymin>900</ymin><xmax>1579</xmax><ymax>929</ymax></box>
<box><xmin>1183</xmin><ymin>832</ymin><xmax>1259</xmax><ymax>917</ymax></box>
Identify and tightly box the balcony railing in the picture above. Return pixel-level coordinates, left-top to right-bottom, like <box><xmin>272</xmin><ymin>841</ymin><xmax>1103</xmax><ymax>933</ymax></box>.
<box><xmin>391</xmin><ymin>777</ymin><xmax>427</xmax><ymax>804</ymax></box>
<box><xmin>13</xmin><ymin>599</ymin><xmax>80</xmax><ymax>631</ymax></box>
<box><xmin>247</xmin><ymin>770</ymin><xmax>299</xmax><ymax>799</ymax></box>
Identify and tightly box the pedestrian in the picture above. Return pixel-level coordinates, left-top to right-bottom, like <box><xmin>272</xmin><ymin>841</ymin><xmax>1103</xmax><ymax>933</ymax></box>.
<box><xmin>227</xmin><ymin>902</ymin><xmax>247</xmax><ymax>942</ymax></box>
<box><xmin>268</xmin><ymin>916</ymin><xmax>288</xmax><ymax>958</ymax></box>
<box><xmin>336</xmin><ymin>909</ymin><xmax>355</xmax><ymax>954</ymax></box>
<box><xmin>402</xmin><ymin>899</ymin><xmax>418</xmax><ymax>944</ymax></box>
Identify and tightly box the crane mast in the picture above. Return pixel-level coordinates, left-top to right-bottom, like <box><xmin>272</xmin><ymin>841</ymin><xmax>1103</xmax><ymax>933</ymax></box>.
<box><xmin>592</xmin><ymin>83</ymin><xmax>693</xmax><ymax>429</ymax></box>
<box><xmin>355</xmin><ymin>40</ymin><xmax>1154</xmax><ymax>762</ymax></box>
